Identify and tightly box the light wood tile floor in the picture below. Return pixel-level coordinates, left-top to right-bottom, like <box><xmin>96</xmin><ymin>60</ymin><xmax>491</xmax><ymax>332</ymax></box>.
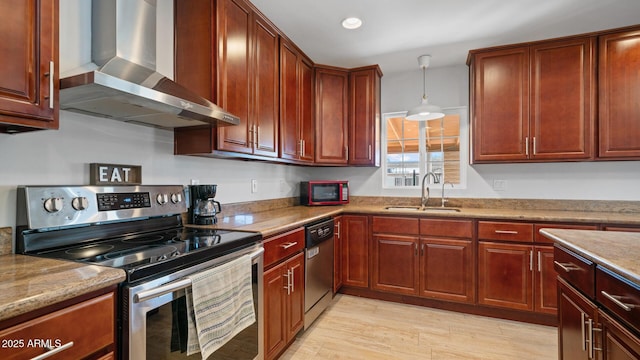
<box><xmin>280</xmin><ymin>294</ymin><xmax>557</xmax><ymax>360</ymax></box>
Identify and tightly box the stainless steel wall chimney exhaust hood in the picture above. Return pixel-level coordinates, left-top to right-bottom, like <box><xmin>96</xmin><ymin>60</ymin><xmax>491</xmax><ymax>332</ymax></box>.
<box><xmin>59</xmin><ymin>0</ymin><xmax>239</xmax><ymax>129</ymax></box>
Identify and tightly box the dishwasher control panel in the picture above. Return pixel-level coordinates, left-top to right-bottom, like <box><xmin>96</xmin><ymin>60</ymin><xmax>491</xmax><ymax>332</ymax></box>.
<box><xmin>305</xmin><ymin>218</ymin><xmax>335</xmax><ymax>248</ymax></box>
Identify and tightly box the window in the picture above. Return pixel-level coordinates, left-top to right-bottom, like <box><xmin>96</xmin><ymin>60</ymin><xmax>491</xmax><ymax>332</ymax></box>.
<box><xmin>382</xmin><ymin>107</ymin><xmax>468</xmax><ymax>189</ymax></box>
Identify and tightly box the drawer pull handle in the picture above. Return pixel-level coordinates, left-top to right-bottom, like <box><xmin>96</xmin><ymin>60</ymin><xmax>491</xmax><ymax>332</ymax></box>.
<box><xmin>280</xmin><ymin>242</ymin><xmax>298</xmax><ymax>250</ymax></box>
<box><xmin>554</xmin><ymin>261</ymin><xmax>579</xmax><ymax>272</ymax></box>
<box><xmin>494</xmin><ymin>230</ymin><xmax>518</xmax><ymax>235</ymax></box>
<box><xmin>31</xmin><ymin>341</ymin><xmax>74</xmax><ymax>360</ymax></box>
<box><xmin>601</xmin><ymin>291</ymin><xmax>635</xmax><ymax>312</ymax></box>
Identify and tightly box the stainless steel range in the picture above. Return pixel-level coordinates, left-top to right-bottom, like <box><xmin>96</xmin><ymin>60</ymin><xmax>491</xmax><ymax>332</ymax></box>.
<box><xmin>16</xmin><ymin>185</ymin><xmax>264</xmax><ymax>360</ymax></box>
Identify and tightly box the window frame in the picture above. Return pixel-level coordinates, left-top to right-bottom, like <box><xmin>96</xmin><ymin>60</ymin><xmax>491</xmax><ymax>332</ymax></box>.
<box><xmin>381</xmin><ymin>106</ymin><xmax>468</xmax><ymax>190</ymax></box>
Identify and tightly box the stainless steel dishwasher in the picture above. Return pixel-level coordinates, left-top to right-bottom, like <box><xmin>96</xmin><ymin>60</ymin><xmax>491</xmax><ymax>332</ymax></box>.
<box><xmin>304</xmin><ymin>218</ymin><xmax>335</xmax><ymax>329</ymax></box>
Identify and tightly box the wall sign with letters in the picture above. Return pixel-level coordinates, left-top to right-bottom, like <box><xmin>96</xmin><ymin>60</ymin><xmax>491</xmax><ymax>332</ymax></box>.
<box><xmin>90</xmin><ymin>163</ymin><xmax>142</xmax><ymax>185</ymax></box>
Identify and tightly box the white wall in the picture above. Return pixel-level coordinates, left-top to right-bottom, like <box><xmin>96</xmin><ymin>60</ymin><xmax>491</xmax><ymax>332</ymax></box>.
<box><xmin>310</xmin><ymin>65</ymin><xmax>640</xmax><ymax>201</ymax></box>
<box><xmin>0</xmin><ymin>0</ymin><xmax>309</xmax><ymax>228</ymax></box>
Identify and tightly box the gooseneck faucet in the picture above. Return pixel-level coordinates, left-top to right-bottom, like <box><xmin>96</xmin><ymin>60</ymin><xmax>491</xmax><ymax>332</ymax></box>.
<box><xmin>421</xmin><ymin>172</ymin><xmax>437</xmax><ymax>208</ymax></box>
<box><xmin>441</xmin><ymin>181</ymin><xmax>454</xmax><ymax>207</ymax></box>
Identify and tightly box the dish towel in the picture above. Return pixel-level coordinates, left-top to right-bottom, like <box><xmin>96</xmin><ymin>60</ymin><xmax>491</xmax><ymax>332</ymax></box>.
<box><xmin>185</xmin><ymin>254</ymin><xmax>256</xmax><ymax>359</ymax></box>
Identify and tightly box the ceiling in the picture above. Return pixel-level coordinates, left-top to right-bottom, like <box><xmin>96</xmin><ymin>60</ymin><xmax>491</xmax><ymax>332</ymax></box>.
<box><xmin>249</xmin><ymin>0</ymin><xmax>640</xmax><ymax>75</ymax></box>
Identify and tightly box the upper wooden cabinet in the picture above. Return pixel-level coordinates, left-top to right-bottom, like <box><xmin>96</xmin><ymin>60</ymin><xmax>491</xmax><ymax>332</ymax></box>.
<box><xmin>469</xmin><ymin>37</ymin><xmax>595</xmax><ymax>163</ymax></box>
<box><xmin>349</xmin><ymin>66</ymin><xmax>382</xmax><ymax>166</ymax></box>
<box><xmin>0</xmin><ymin>0</ymin><xmax>59</xmax><ymax>133</ymax></box>
<box><xmin>598</xmin><ymin>28</ymin><xmax>640</xmax><ymax>159</ymax></box>
<box><xmin>174</xmin><ymin>0</ymin><xmax>279</xmax><ymax>158</ymax></box>
<box><xmin>315</xmin><ymin>66</ymin><xmax>349</xmax><ymax>165</ymax></box>
<box><xmin>280</xmin><ymin>39</ymin><xmax>315</xmax><ymax>163</ymax></box>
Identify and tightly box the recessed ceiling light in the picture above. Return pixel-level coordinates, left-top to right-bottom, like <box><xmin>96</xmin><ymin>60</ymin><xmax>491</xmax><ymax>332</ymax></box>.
<box><xmin>341</xmin><ymin>17</ymin><xmax>362</xmax><ymax>30</ymax></box>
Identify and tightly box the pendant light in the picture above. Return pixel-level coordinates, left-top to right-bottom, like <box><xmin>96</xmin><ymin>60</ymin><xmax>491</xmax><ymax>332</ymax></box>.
<box><xmin>406</xmin><ymin>55</ymin><xmax>444</xmax><ymax>121</ymax></box>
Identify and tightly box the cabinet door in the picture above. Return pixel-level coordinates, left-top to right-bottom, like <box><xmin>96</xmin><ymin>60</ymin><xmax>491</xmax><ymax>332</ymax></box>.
<box><xmin>530</xmin><ymin>37</ymin><xmax>595</xmax><ymax>160</ymax></box>
<box><xmin>599</xmin><ymin>29</ymin><xmax>640</xmax><ymax>159</ymax></box>
<box><xmin>333</xmin><ymin>216</ymin><xmax>343</xmax><ymax>293</ymax></box>
<box><xmin>252</xmin><ymin>14</ymin><xmax>279</xmax><ymax>157</ymax></box>
<box><xmin>286</xmin><ymin>252</ymin><xmax>305</xmax><ymax>341</ymax></box>
<box><xmin>349</xmin><ymin>67</ymin><xmax>381</xmax><ymax>166</ymax></box>
<box><xmin>342</xmin><ymin>215</ymin><xmax>369</xmax><ymax>288</ymax></box>
<box><xmin>420</xmin><ymin>237</ymin><xmax>474</xmax><ymax>303</ymax></box>
<box><xmin>371</xmin><ymin>234</ymin><xmax>418</xmax><ymax>295</ymax></box>
<box><xmin>471</xmin><ymin>47</ymin><xmax>529</xmax><ymax>163</ymax></box>
<box><xmin>299</xmin><ymin>57</ymin><xmax>315</xmax><ymax>162</ymax></box>
<box><xmin>264</xmin><ymin>262</ymin><xmax>287</xmax><ymax>360</ymax></box>
<box><xmin>558</xmin><ymin>278</ymin><xmax>597</xmax><ymax>360</ymax></box>
<box><xmin>217</xmin><ymin>0</ymin><xmax>252</xmax><ymax>154</ymax></box>
<box><xmin>535</xmin><ymin>245</ymin><xmax>557</xmax><ymax>314</ymax></box>
<box><xmin>478</xmin><ymin>241</ymin><xmax>533</xmax><ymax>311</ymax></box>
<box><xmin>279</xmin><ymin>40</ymin><xmax>301</xmax><ymax>161</ymax></box>
<box><xmin>0</xmin><ymin>0</ymin><xmax>58</xmax><ymax>132</ymax></box>
<box><xmin>315</xmin><ymin>67</ymin><xmax>349</xmax><ymax>164</ymax></box>
<box><xmin>600</xmin><ymin>310</ymin><xmax>640</xmax><ymax>360</ymax></box>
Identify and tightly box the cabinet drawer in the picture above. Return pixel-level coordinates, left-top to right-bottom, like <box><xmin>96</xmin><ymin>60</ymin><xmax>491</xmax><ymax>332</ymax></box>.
<box><xmin>372</xmin><ymin>216</ymin><xmax>419</xmax><ymax>235</ymax></box>
<box><xmin>0</xmin><ymin>292</ymin><xmax>115</xmax><ymax>360</ymax></box>
<box><xmin>534</xmin><ymin>224</ymin><xmax>598</xmax><ymax>244</ymax></box>
<box><xmin>264</xmin><ymin>227</ymin><xmax>305</xmax><ymax>268</ymax></box>
<box><xmin>554</xmin><ymin>245</ymin><xmax>595</xmax><ymax>298</ymax></box>
<box><xmin>478</xmin><ymin>221</ymin><xmax>533</xmax><ymax>242</ymax></box>
<box><xmin>596</xmin><ymin>267</ymin><xmax>640</xmax><ymax>334</ymax></box>
<box><xmin>420</xmin><ymin>218</ymin><xmax>472</xmax><ymax>238</ymax></box>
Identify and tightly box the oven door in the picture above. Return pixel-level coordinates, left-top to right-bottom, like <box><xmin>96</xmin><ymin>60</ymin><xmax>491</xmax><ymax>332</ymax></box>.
<box><xmin>123</xmin><ymin>245</ymin><xmax>264</xmax><ymax>360</ymax></box>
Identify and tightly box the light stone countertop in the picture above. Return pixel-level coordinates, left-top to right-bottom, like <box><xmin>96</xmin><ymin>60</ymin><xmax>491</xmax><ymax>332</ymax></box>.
<box><xmin>0</xmin><ymin>254</ymin><xmax>125</xmax><ymax>322</ymax></box>
<box><xmin>540</xmin><ymin>228</ymin><xmax>640</xmax><ymax>285</ymax></box>
<box><xmin>189</xmin><ymin>204</ymin><xmax>640</xmax><ymax>237</ymax></box>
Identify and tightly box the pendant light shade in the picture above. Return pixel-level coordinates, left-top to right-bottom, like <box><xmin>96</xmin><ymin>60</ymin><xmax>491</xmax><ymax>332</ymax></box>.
<box><xmin>406</xmin><ymin>55</ymin><xmax>444</xmax><ymax>121</ymax></box>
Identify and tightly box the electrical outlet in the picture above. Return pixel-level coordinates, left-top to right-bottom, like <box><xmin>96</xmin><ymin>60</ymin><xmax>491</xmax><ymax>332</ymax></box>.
<box><xmin>279</xmin><ymin>179</ymin><xmax>286</xmax><ymax>194</ymax></box>
<box><xmin>190</xmin><ymin>179</ymin><xmax>199</xmax><ymax>185</ymax></box>
<box><xmin>251</xmin><ymin>179</ymin><xmax>257</xmax><ymax>193</ymax></box>
<box><xmin>493</xmin><ymin>179</ymin><xmax>506</xmax><ymax>191</ymax></box>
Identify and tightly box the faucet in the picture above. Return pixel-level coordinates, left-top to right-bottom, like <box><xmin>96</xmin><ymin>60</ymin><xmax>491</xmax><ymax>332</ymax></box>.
<box><xmin>421</xmin><ymin>172</ymin><xmax>437</xmax><ymax>208</ymax></box>
<box><xmin>441</xmin><ymin>182</ymin><xmax>454</xmax><ymax>207</ymax></box>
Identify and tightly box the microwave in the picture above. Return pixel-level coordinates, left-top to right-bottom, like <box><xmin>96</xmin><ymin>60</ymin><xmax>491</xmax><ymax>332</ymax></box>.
<box><xmin>300</xmin><ymin>181</ymin><xmax>349</xmax><ymax>206</ymax></box>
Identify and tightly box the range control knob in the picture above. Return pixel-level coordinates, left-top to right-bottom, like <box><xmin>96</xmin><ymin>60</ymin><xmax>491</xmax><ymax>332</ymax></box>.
<box><xmin>156</xmin><ymin>193</ymin><xmax>169</xmax><ymax>205</ymax></box>
<box><xmin>71</xmin><ymin>197</ymin><xmax>89</xmax><ymax>211</ymax></box>
<box><xmin>43</xmin><ymin>197</ymin><xmax>64</xmax><ymax>213</ymax></box>
<box><xmin>170</xmin><ymin>193</ymin><xmax>183</xmax><ymax>204</ymax></box>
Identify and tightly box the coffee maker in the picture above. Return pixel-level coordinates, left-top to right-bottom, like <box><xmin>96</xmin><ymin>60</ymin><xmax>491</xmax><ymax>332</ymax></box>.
<box><xmin>189</xmin><ymin>185</ymin><xmax>222</xmax><ymax>225</ymax></box>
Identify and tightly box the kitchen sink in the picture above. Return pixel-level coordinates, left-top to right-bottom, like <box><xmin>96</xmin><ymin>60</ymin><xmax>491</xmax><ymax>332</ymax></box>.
<box><xmin>384</xmin><ymin>206</ymin><xmax>421</xmax><ymax>211</ymax></box>
<box><xmin>421</xmin><ymin>207</ymin><xmax>461</xmax><ymax>213</ymax></box>
<box><xmin>384</xmin><ymin>206</ymin><xmax>461</xmax><ymax>213</ymax></box>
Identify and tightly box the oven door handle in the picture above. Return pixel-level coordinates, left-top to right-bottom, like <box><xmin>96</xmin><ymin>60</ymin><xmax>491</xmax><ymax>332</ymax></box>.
<box><xmin>134</xmin><ymin>247</ymin><xmax>264</xmax><ymax>304</ymax></box>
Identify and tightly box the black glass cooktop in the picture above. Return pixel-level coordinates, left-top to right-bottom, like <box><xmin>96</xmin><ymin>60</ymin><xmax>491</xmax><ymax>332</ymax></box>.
<box><xmin>33</xmin><ymin>227</ymin><xmax>261</xmax><ymax>283</ymax></box>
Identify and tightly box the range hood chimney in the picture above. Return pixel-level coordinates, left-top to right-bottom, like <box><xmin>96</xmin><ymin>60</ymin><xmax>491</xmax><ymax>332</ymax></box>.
<box><xmin>59</xmin><ymin>0</ymin><xmax>239</xmax><ymax>129</ymax></box>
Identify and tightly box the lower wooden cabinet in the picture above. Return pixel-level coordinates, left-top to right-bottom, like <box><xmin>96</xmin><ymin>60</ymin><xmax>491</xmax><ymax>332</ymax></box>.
<box><xmin>478</xmin><ymin>241</ymin><xmax>535</xmax><ymax>311</ymax></box>
<box><xmin>556</xmin><ymin>242</ymin><xmax>640</xmax><ymax>360</ymax></box>
<box><xmin>600</xmin><ymin>309</ymin><xmax>640</xmax><ymax>359</ymax></box>
<box><xmin>0</xmin><ymin>291</ymin><xmax>116</xmax><ymax>360</ymax></box>
<box><xmin>342</xmin><ymin>215</ymin><xmax>369</xmax><ymax>288</ymax></box>
<box><xmin>371</xmin><ymin>234</ymin><xmax>419</xmax><ymax>295</ymax></box>
<box><xmin>420</xmin><ymin>237</ymin><xmax>474</xmax><ymax>303</ymax></box>
<box><xmin>264</xmin><ymin>252</ymin><xmax>304</xmax><ymax>360</ymax></box>
<box><xmin>558</xmin><ymin>277</ymin><xmax>598</xmax><ymax>360</ymax></box>
<box><xmin>369</xmin><ymin>217</ymin><xmax>475</xmax><ymax>303</ymax></box>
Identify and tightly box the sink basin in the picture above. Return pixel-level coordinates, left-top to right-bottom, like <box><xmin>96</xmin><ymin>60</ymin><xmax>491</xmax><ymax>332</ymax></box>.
<box><xmin>384</xmin><ymin>206</ymin><xmax>421</xmax><ymax>211</ymax></box>
<box><xmin>384</xmin><ymin>206</ymin><xmax>461</xmax><ymax>213</ymax></box>
<box><xmin>421</xmin><ymin>207</ymin><xmax>461</xmax><ymax>213</ymax></box>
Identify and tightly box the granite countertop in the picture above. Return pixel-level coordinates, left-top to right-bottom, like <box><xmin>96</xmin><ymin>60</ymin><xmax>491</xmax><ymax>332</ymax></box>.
<box><xmin>540</xmin><ymin>228</ymin><xmax>640</xmax><ymax>285</ymax></box>
<box><xmin>191</xmin><ymin>204</ymin><xmax>640</xmax><ymax>237</ymax></box>
<box><xmin>187</xmin><ymin>205</ymin><xmax>344</xmax><ymax>237</ymax></box>
<box><xmin>0</xmin><ymin>254</ymin><xmax>126</xmax><ymax>322</ymax></box>
<box><xmin>344</xmin><ymin>205</ymin><xmax>640</xmax><ymax>225</ymax></box>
